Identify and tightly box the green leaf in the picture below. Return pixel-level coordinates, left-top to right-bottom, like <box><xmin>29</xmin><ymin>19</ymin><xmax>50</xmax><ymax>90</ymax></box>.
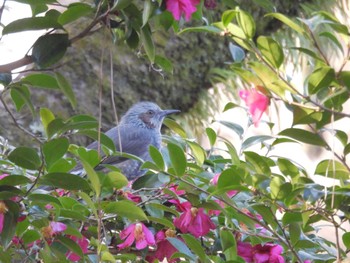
<box><xmin>257</xmin><ymin>36</ymin><xmax>284</xmax><ymax>68</ymax></box>
<box><xmin>10</xmin><ymin>85</ymin><xmax>34</xmax><ymax>115</ymax></box>
<box><xmin>81</xmin><ymin>159</ymin><xmax>101</xmax><ymax>197</ymax></box>
<box><xmin>251</xmin><ymin>204</ymin><xmax>278</xmax><ymax>229</ymax></box>
<box><xmin>342</xmin><ymin>232</ymin><xmax>350</xmax><ymax>249</ymax></box>
<box><xmin>0</xmin><ymin>175</ymin><xmax>31</xmax><ymax>186</ymax></box>
<box><xmin>178</xmin><ymin>26</ymin><xmax>222</xmax><ymax>35</ymax></box>
<box><xmin>167</xmin><ymin>237</ymin><xmax>196</xmax><ymax>261</ymax></box>
<box><xmin>8</xmin><ymin>147</ymin><xmax>41</xmax><ymax>170</ymax></box>
<box><xmin>40</xmin><ymin>108</ymin><xmax>55</xmax><ymax>137</ymax></box>
<box><xmin>104</xmin><ymin>200</ymin><xmax>148</xmax><ymax>221</ymax></box>
<box><xmin>154</xmin><ymin>55</ymin><xmax>173</xmax><ymax>74</ymax></box>
<box><xmin>22</xmin><ymin>230</ymin><xmax>41</xmax><ymax>245</ymax></box>
<box><xmin>163</xmin><ymin>118</ymin><xmax>187</xmax><ymax>138</ymax></box>
<box><xmin>244</xmin><ymin>151</ymin><xmax>271</xmax><ymax>176</ymax></box>
<box><xmin>2</xmin><ymin>16</ymin><xmax>62</xmax><ymax>35</ymax></box>
<box><xmin>77</xmin><ymin>130</ymin><xmax>116</xmax><ymax>152</ymax></box>
<box><xmin>140</xmin><ymin>25</ymin><xmax>155</xmax><ymax>62</ymax></box>
<box><xmin>28</xmin><ymin>193</ymin><xmax>61</xmax><ymax>206</ymax></box>
<box><xmin>168</xmin><ymin>143</ymin><xmax>187</xmax><ymax>176</ymax></box>
<box><xmin>236</xmin><ymin>9</ymin><xmax>256</xmax><ymax>39</ymax></box>
<box><xmin>43</xmin><ymin>138</ymin><xmax>69</xmax><ymax>169</ymax></box>
<box><xmin>216</xmin><ymin>120</ymin><xmax>244</xmax><ymax>138</ymax></box>
<box><xmin>21</xmin><ymin>73</ymin><xmax>59</xmax><ymax>89</ymax></box>
<box><xmin>315</xmin><ymin>159</ymin><xmax>349</xmax><ymax>180</ymax></box>
<box><xmin>319</xmin><ymin>31</ymin><xmax>344</xmax><ymax>53</ymax></box>
<box><xmin>279</xmin><ymin>128</ymin><xmax>326</xmax><ymax>146</ymax></box>
<box><xmin>149</xmin><ymin>145</ymin><xmax>165</xmax><ymax>170</ymax></box>
<box><xmin>104</xmin><ymin>171</ymin><xmax>128</xmax><ymax>189</ymax></box>
<box><xmin>32</xmin><ymin>33</ymin><xmax>70</xmax><ymax>68</ymax></box>
<box><xmin>222</xmin><ymin>10</ymin><xmax>237</xmax><ymax>27</ymax></box>
<box><xmin>56</xmin><ymin>235</ymin><xmax>83</xmax><ymax>259</ymax></box>
<box><xmin>308</xmin><ymin>66</ymin><xmax>335</xmax><ymax>94</ymax></box>
<box><xmin>39</xmin><ymin>173</ymin><xmax>91</xmax><ymax>191</ymax></box>
<box><xmin>78</xmin><ymin>192</ymin><xmax>97</xmax><ymax>217</ymax></box>
<box><xmin>206</xmin><ymin>127</ymin><xmax>217</xmax><ymax>146</ymax></box>
<box><xmin>339</xmin><ymin>71</ymin><xmax>350</xmax><ymax>91</ymax></box>
<box><xmin>289</xmin><ymin>223</ymin><xmax>301</xmax><ymax>246</ymax></box>
<box><xmin>147</xmin><ymin>216</ymin><xmax>174</xmax><ymax>229</ymax></box>
<box><xmin>224</xmin><ymin>141</ymin><xmax>240</xmax><ymax>165</ymax></box>
<box><xmin>182</xmin><ymin>234</ymin><xmax>207</xmax><ymax>262</ymax></box>
<box><xmin>217</xmin><ymin>167</ymin><xmax>242</xmax><ymax>193</ymax></box>
<box><xmin>242</xmin><ymin>135</ymin><xmax>274</xmax><ymax>150</ymax></box>
<box><xmin>58</xmin><ymin>3</ymin><xmax>93</xmax><ymax>25</ymax></box>
<box><xmin>186</xmin><ymin>141</ymin><xmax>206</xmax><ymax>166</ymax></box>
<box><xmin>265</xmin><ymin>13</ymin><xmax>305</xmax><ymax>33</ymax></box>
<box><xmin>292</xmin><ymin>106</ymin><xmax>323</xmax><ymax>125</ymax></box>
<box><xmin>142</xmin><ymin>0</ymin><xmax>153</xmax><ymax>27</ymax></box>
<box><xmin>220</xmin><ymin>229</ymin><xmax>237</xmax><ymax>261</ymax></box>
<box><xmin>282</xmin><ymin>212</ymin><xmax>302</xmax><ymax>225</ymax></box>
<box><xmin>55</xmin><ymin>72</ymin><xmax>77</xmax><ymax>109</ymax></box>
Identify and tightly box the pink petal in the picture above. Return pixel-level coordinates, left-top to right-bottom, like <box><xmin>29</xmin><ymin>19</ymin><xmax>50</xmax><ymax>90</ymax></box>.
<box><xmin>166</xmin><ymin>0</ymin><xmax>181</xmax><ymax>20</ymax></box>
<box><xmin>50</xmin><ymin>221</ymin><xmax>67</xmax><ymax>233</ymax></box>
<box><xmin>119</xmin><ymin>224</ymin><xmax>135</xmax><ymax>239</ymax></box>
<box><xmin>118</xmin><ymin>231</ymin><xmax>135</xmax><ymax>249</ymax></box>
<box><xmin>142</xmin><ymin>224</ymin><xmax>155</xmax><ymax>245</ymax></box>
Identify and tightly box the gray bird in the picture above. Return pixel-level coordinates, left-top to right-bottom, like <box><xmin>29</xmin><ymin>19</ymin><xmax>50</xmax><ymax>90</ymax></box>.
<box><xmin>75</xmin><ymin>101</ymin><xmax>180</xmax><ymax>180</ymax></box>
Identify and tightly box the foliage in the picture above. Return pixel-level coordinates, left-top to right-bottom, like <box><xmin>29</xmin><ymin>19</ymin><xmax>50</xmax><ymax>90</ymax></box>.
<box><xmin>0</xmin><ymin>0</ymin><xmax>350</xmax><ymax>262</ymax></box>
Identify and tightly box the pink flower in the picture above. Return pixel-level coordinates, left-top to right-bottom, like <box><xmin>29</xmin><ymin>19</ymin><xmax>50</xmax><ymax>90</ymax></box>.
<box><xmin>146</xmin><ymin>229</ymin><xmax>179</xmax><ymax>263</ymax></box>
<box><xmin>165</xmin><ymin>0</ymin><xmax>200</xmax><ymax>21</ymax></box>
<box><xmin>173</xmin><ymin>205</ymin><xmax>216</xmax><ymax>238</ymax></box>
<box><xmin>169</xmin><ymin>199</ymin><xmax>192</xmax><ymax>212</ymax></box>
<box><xmin>0</xmin><ymin>201</ymin><xmax>8</xmax><ymax>233</ymax></box>
<box><xmin>208</xmin><ymin>199</ymin><xmax>225</xmax><ymax>216</ymax></box>
<box><xmin>0</xmin><ymin>174</ymin><xmax>9</xmax><ymax>180</ymax></box>
<box><xmin>118</xmin><ymin>223</ymin><xmax>155</xmax><ymax>250</ymax></box>
<box><xmin>237</xmin><ymin>241</ymin><xmax>285</xmax><ymax>263</ymax></box>
<box><xmin>167</xmin><ymin>184</ymin><xmax>186</xmax><ymax>196</ymax></box>
<box><xmin>210</xmin><ymin>173</ymin><xmax>237</xmax><ymax>198</ymax></box>
<box><xmin>253</xmin><ymin>243</ymin><xmax>284</xmax><ymax>263</ymax></box>
<box><xmin>304</xmin><ymin>261</ymin><xmax>311</xmax><ymax>263</ymax></box>
<box><xmin>66</xmin><ymin>235</ymin><xmax>89</xmax><ymax>262</ymax></box>
<box><xmin>124</xmin><ymin>191</ymin><xmax>142</xmax><ymax>203</ymax></box>
<box><xmin>239</xmin><ymin>88</ymin><xmax>269</xmax><ymax>127</ymax></box>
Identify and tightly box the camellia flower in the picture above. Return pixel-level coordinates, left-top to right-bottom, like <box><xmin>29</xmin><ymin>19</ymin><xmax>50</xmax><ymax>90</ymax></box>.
<box><xmin>146</xmin><ymin>229</ymin><xmax>179</xmax><ymax>263</ymax></box>
<box><xmin>165</xmin><ymin>0</ymin><xmax>200</xmax><ymax>21</ymax></box>
<box><xmin>237</xmin><ymin>241</ymin><xmax>285</xmax><ymax>263</ymax></box>
<box><xmin>41</xmin><ymin>221</ymin><xmax>67</xmax><ymax>239</ymax></box>
<box><xmin>0</xmin><ymin>201</ymin><xmax>8</xmax><ymax>233</ymax></box>
<box><xmin>239</xmin><ymin>88</ymin><xmax>269</xmax><ymax>127</ymax></box>
<box><xmin>173</xmin><ymin>204</ymin><xmax>216</xmax><ymax>238</ymax></box>
<box><xmin>66</xmin><ymin>235</ymin><xmax>89</xmax><ymax>262</ymax></box>
<box><xmin>118</xmin><ymin>222</ymin><xmax>155</xmax><ymax>250</ymax></box>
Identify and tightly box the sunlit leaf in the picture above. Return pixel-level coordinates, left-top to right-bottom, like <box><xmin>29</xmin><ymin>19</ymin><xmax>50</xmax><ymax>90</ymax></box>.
<box><xmin>257</xmin><ymin>36</ymin><xmax>284</xmax><ymax>68</ymax></box>
<box><xmin>265</xmin><ymin>13</ymin><xmax>305</xmax><ymax>33</ymax></box>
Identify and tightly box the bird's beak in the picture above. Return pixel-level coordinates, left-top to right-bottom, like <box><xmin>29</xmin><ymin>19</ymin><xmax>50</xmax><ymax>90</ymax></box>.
<box><xmin>160</xmin><ymin>109</ymin><xmax>181</xmax><ymax>117</ymax></box>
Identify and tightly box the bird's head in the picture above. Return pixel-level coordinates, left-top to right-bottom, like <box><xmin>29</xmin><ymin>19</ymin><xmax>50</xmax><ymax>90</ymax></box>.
<box><xmin>121</xmin><ymin>102</ymin><xmax>180</xmax><ymax>130</ymax></box>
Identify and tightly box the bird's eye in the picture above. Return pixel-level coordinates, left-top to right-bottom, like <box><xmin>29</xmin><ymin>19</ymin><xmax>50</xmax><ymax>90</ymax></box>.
<box><xmin>147</xmin><ymin>110</ymin><xmax>155</xmax><ymax>116</ymax></box>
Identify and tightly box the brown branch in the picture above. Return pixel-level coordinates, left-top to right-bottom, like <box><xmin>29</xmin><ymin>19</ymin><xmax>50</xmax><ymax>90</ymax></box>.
<box><xmin>0</xmin><ymin>55</ymin><xmax>33</xmax><ymax>73</ymax></box>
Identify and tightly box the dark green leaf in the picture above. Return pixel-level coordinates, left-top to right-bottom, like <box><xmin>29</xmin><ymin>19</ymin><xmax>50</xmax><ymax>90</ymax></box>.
<box><xmin>2</xmin><ymin>16</ymin><xmax>62</xmax><ymax>35</ymax></box>
<box><xmin>319</xmin><ymin>31</ymin><xmax>343</xmax><ymax>53</ymax></box>
<box><xmin>168</xmin><ymin>143</ymin><xmax>187</xmax><ymax>176</ymax></box>
<box><xmin>251</xmin><ymin>204</ymin><xmax>278</xmax><ymax>229</ymax></box>
<box><xmin>0</xmin><ymin>175</ymin><xmax>31</xmax><ymax>186</ymax></box>
<box><xmin>339</xmin><ymin>71</ymin><xmax>350</xmax><ymax>91</ymax></box>
<box><xmin>220</xmin><ymin>229</ymin><xmax>236</xmax><ymax>261</ymax></box>
<box><xmin>182</xmin><ymin>234</ymin><xmax>207</xmax><ymax>262</ymax></box>
<box><xmin>279</xmin><ymin>128</ymin><xmax>326</xmax><ymax>146</ymax></box>
<box><xmin>10</xmin><ymin>85</ymin><xmax>34</xmax><ymax>114</ymax></box>
<box><xmin>257</xmin><ymin>36</ymin><xmax>284</xmax><ymax>68</ymax></box>
<box><xmin>28</xmin><ymin>194</ymin><xmax>61</xmax><ymax>206</ymax></box>
<box><xmin>43</xmin><ymin>138</ymin><xmax>69</xmax><ymax>169</ymax></box>
<box><xmin>289</xmin><ymin>223</ymin><xmax>301</xmax><ymax>246</ymax></box>
<box><xmin>154</xmin><ymin>55</ymin><xmax>173</xmax><ymax>74</ymax></box>
<box><xmin>56</xmin><ymin>235</ymin><xmax>83</xmax><ymax>258</ymax></box>
<box><xmin>282</xmin><ymin>212</ymin><xmax>302</xmax><ymax>225</ymax></box>
<box><xmin>22</xmin><ymin>230</ymin><xmax>41</xmax><ymax>245</ymax></box>
<box><xmin>149</xmin><ymin>145</ymin><xmax>165</xmax><ymax>170</ymax></box>
<box><xmin>39</xmin><ymin>173</ymin><xmax>91</xmax><ymax>191</ymax></box>
<box><xmin>104</xmin><ymin>200</ymin><xmax>148</xmax><ymax>221</ymax></box>
<box><xmin>342</xmin><ymin>232</ymin><xmax>350</xmax><ymax>249</ymax></box>
<box><xmin>32</xmin><ymin>34</ymin><xmax>70</xmax><ymax>68</ymax></box>
<box><xmin>55</xmin><ymin>72</ymin><xmax>77</xmax><ymax>108</ymax></box>
<box><xmin>142</xmin><ymin>0</ymin><xmax>154</xmax><ymax>27</ymax></box>
<box><xmin>77</xmin><ymin>130</ymin><xmax>116</xmax><ymax>152</ymax></box>
<box><xmin>8</xmin><ymin>147</ymin><xmax>41</xmax><ymax>170</ymax></box>
<box><xmin>308</xmin><ymin>67</ymin><xmax>335</xmax><ymax>94</ymax></box>
<box><xmin>140</xmin><ymin>25</ymin><xmax>155</xmax><ymax>62</ymax></box>
<box><xmin>59</xmin><ymin>209</ymin><xmax>87</xmax><ymax>221</ymax></box>
<box><xmin>147</xmin><ymin>216</ymin><xmax>174</xmax><ymax>229</ymax></box>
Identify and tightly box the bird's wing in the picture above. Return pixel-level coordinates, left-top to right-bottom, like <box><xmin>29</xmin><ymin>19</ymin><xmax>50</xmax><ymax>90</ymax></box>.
<box><xmin>99</xmin><ymin>125</ymin><xmax>155</xmax><ymax>165</ymax></box>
